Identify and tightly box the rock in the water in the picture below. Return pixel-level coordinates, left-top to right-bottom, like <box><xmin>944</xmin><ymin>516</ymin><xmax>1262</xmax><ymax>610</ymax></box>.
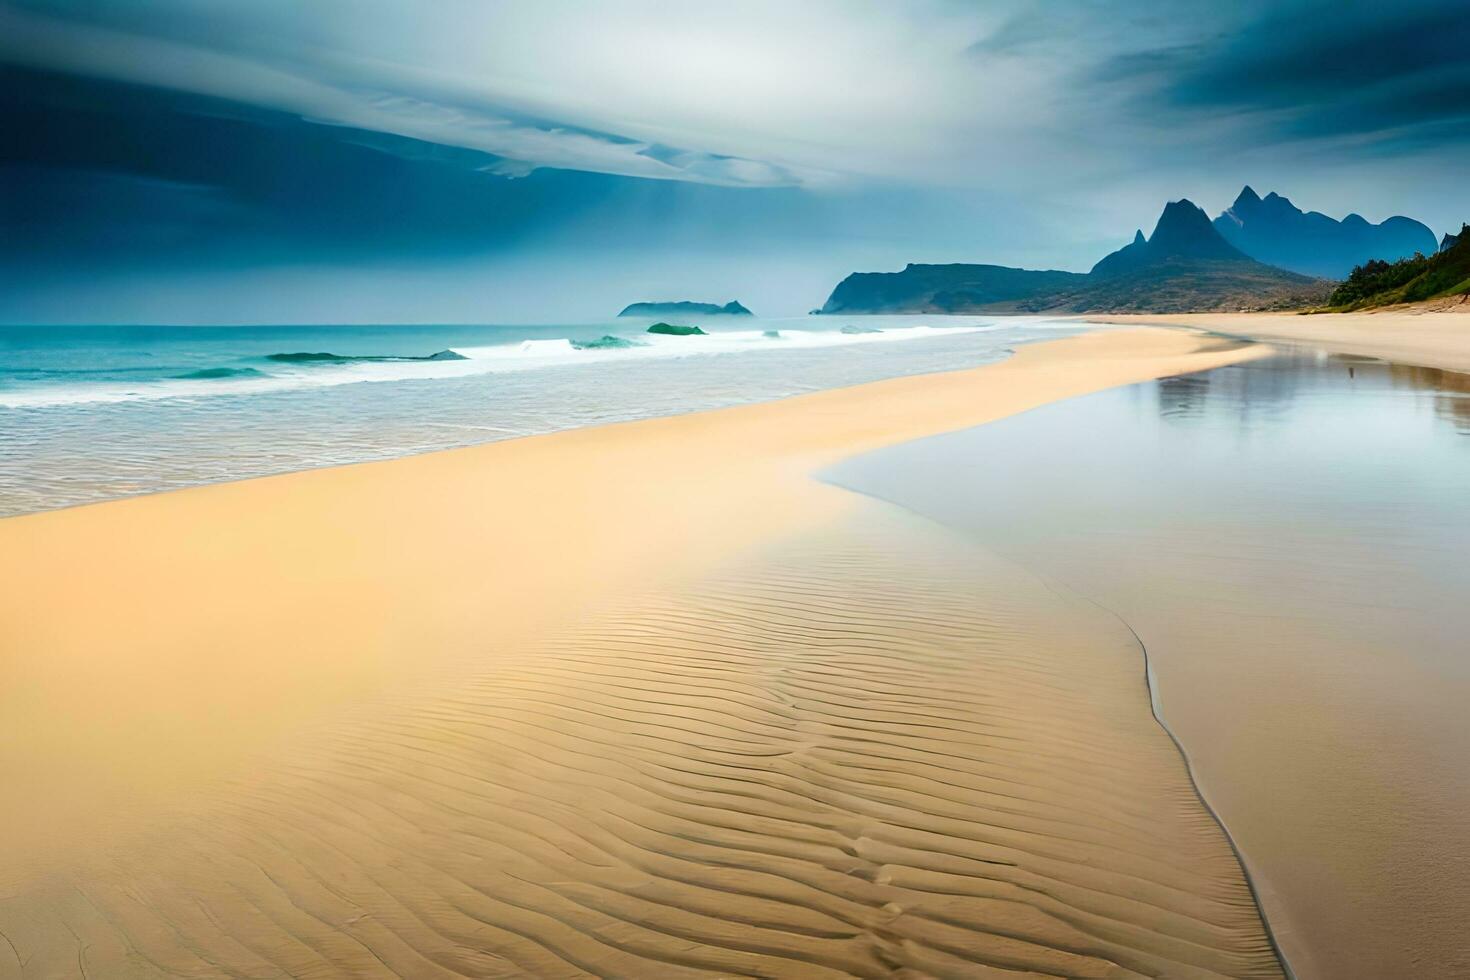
<box><xmin>647</xmin><ymin>322</ymin><xmax>707</xmax><ymax>336</ymax></box>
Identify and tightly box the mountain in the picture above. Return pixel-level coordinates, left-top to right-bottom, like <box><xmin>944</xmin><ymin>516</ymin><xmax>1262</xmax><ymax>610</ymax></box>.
<box><xmin>1213</xmin><ymin>187</ymin><xmax>1437</xmax><ymax>279</ymax></box>
<box><xmin>1090</xmin><ymin>200</ymin><xmax>1250</xmax><ymax>278</ymax></box>
<box><xmin>818</xmin><ymin>264</ymin><xmax>1087</xmax><ymax>314</ymax></box>
<box><xmin>818</xmin><ymin>198</ymin><xmax>1331</xmax><ymax>315</ymax></box>
<box><xmin>1443</xmin><ymin>231</ymin><xmax>1462</xmax><ymax>253</ymax></box>
<box><xmin>618</xmin><ymin>300</ymin><xmax>752</xmax><ymax>317</ymax></box>
<box><xmin>1038</xmin><ymin>199</ymin><xmax>1327</xmax><ymax>312</ymax></box>
<box><xmin>1326</xmin><ymin>224</ymin><xmax>1470</xmax><ymax>310</ymax></box>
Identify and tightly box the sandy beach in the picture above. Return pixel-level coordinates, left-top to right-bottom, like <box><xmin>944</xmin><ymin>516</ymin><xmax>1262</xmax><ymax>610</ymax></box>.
<box><xmin>826</xmin><ymin>344</ymin><xmax>1470</xmax><ymax>979</ymax></box>
<box><xmin>1087</xmin><ymin>310</ymin><xmax>1470</xmax><ymax>373</ymax></box>
<box><xmin>0</xmin><ymin>327</ymin><xmax>1286</xmax><ymax>978</ymax></box>
<box><xmin>8</xmin><ymin>3</ymin><xmax>1466</xmax><ymax>976</ymax></box>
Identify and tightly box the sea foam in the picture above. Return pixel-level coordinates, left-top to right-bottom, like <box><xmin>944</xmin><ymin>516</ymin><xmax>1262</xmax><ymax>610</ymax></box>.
<box><xmin>0</xmin><ymin>324</ymin><xmax>995</xmax><ymax>409</ymax></box>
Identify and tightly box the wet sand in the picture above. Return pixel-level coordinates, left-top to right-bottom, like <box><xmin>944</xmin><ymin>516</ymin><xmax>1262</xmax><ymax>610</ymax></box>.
<box><xmin>1088</xmin><ymin>310</ymin><xmax>1470</xmax><ymax>373</ymax></box>
<box><xmin>0</xmin><ymin>328</ymin><xmax>1280</xmax><ymax>977</ymax></box>
<box><xmin>828</xmin><ymin>351</ymin><xmax>1470</xmax><ymax>979</ymax></box>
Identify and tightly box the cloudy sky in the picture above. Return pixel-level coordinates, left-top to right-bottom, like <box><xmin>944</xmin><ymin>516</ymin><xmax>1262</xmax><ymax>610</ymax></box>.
<box><xmin>1</xmin><ymin>0</ymin><xmax>1466</xmax><ymax>322</ymax></box>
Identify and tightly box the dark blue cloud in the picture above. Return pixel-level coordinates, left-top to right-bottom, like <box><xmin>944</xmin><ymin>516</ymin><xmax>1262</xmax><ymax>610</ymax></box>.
<box><xmin>1</xmin><ymin>1</ymin><xmax>1465</xmax><ymax>322</ymax></box>
<box><xmin>0</xmin><ymin>66</ymin><xmax>822</xmax><ymax>270</ymax></box>
<box><xmin>1099</xmin><ymin>0</ymin><xmax>1470</xmax><ymax>147</ymax></box>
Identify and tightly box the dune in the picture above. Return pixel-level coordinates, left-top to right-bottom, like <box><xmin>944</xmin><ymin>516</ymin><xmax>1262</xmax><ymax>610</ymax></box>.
<box><xmin>0</xmin><ymin>327</ymin><xmax>1281</xmax><ymax>977</ymax></box>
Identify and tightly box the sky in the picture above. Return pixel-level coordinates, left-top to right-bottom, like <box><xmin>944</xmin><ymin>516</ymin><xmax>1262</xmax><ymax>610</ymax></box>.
<box><xmin>1</xmin><ymin>0</ymin><xmax>1466</xmax><ymax>323</ymax></box>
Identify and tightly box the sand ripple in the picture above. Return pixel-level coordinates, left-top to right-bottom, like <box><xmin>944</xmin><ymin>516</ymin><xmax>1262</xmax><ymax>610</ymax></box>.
<box><xmin>0</xmin><ymin>508</ymin><xmax>1281</xmax><ymax>978</ymax></box>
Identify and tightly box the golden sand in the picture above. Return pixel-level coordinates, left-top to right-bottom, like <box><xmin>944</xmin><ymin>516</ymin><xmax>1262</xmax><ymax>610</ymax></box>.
<box><xmin>0</xmin><ymin>328</ymin><xmax>1278</xmax><ymax>977</ymax></box>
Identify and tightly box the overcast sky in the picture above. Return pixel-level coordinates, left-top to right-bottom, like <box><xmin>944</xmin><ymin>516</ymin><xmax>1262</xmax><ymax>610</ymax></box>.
<box><xmin>2</xmin><ymin>0</ymin><xmax>1466</xmax><ymax>322</ymax></box>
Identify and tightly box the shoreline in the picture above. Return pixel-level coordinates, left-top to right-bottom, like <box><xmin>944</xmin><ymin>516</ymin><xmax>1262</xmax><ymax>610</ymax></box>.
<box><xmin>821</xmin><ymin>341</ymin><xmax>1470</xmax><ymax>978</ymax></box>
<box><xmin>821</xmin><ymin>459</ymin><xmax>1301</xmax><ymax>977</ymax></box>
<box><xmin>0</xmin><ymin>316</ymin><xmax>1031</xmax><ymax>520</ymax></box>
<box><xmin>1083</xmin><ymin>310</ymin><xmax>1470</xmax><ymax>373</ymax></box>
<box><xmin>3</xmin><ymin>328</ymin><xmax>1264</xmax><ymax>860</ymax></box>
<box><xmin>0</xmin><ymin>327</ymin><xmax>1284</xmax><ymax>975</ymax></box>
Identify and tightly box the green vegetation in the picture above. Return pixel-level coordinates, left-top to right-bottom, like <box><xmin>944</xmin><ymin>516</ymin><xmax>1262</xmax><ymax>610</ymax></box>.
<box><xmin>1325</xmin><ymin>224</ymin><xmax>1470</xmax><ymax>310</ymax></box>
<box><xmin>646</xmin><ymin>322</ymin><xmax>706</xmax><ymax>336</ymax></box>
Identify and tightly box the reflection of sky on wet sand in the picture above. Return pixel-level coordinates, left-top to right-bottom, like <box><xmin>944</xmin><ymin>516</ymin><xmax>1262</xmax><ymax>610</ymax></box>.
<box><xmin>826</xmin><ymin>351</ymin><xmax>1470</xmax><ymax>980</ymax></box>
<box><xmin>1390</xmin><ymin>363</ymin><xmax>1470</xmax><ymax>434</ymax></box>
<box><xmin>1151</xmin><ymin>352</ymin><xmax>1470</xmax><ymax>436</ymax></box>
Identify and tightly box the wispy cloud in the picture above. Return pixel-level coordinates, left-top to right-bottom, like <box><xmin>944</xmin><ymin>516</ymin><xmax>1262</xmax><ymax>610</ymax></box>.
<box><xmin>0</xmin><ymin>4</ymin><xmax>835</xmax><ymax>187</ymax></box>
<box><xmin>2</xmin><ymin>0</ymin><xmax>1467</xmax><ymax>323</ymax></box>
<box><xmin>5</xmin><ymin>0</ymin><xmax>1467</xmax><ymax>196</ymax></box>
<box><xmin>1093</xmin><ymin>1</ymin><xmax>1470</xmax><ymax>148</ymax></box>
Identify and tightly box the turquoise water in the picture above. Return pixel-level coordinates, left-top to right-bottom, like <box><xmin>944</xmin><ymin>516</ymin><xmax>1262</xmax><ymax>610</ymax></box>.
<box><xmin>0</xmin><ymin>315</ymin><xmax>1086</xmax><ymax>516</ymax></box>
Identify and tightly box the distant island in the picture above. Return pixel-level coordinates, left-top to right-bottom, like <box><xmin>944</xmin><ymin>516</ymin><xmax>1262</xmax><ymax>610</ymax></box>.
<box><xmin>820</xmin><ymin>196</ymin><xmax>1328</xmax><ymax>314</ymax></box>
<box><xmin>619</xmin><ymin>300</ymin><xmax>753</xmax><ymax>317</ymax></box>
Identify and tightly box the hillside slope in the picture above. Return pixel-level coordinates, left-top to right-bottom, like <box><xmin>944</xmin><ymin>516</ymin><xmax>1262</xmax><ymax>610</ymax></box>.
<box><xmin>819</xmin><ymin>264</ymin><xmax>1087</xmax><ymax>314</ymax></box>
<box><xmin>1326</xmin><ymin>224</ymin><xmax>1470</xmax><ymax>310</ymax></box>
<box><xmin>1039</xmin><ymin>200</ymin><xmax>1328</xmax><ymax>312</ymax></box>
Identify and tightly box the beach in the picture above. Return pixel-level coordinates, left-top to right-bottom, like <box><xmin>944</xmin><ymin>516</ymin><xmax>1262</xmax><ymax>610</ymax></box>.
<box><xmin>1088</xmin><ymin>310</ymin><xmax>1470</xmax><ymax>372</ymax></box>
<box><xmin>0</xmin><ymin>327</ymin><xmax>1285</xmax><ymax>977</ymax></box>
<box><xmin>827</xmin><ymin>344</ymin><xmax>1470</xmax><ymax>979</ymax></box>
<box><xmin>0</xmin><ymin>318</ymin><xmax>1079</xmax><ymax>518</ymax></box>
<box><xmin>8</xmin><ymin>2</ymin><xmax>1467</xmax><ymax>976</ymax></box>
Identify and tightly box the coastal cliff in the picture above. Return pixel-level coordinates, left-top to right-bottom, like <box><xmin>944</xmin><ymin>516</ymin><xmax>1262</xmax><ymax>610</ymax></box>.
<box><xmin>820</xmin><ymin>199</ymin><xmax>1328</xmax><ymax>315</ymax></box>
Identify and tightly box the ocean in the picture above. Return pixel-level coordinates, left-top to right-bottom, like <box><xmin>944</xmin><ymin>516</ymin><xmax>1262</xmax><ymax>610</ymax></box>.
<box><xmin>0</xmin><ymin>315</ymin><xmax>1087</xmax><ymax>516</ymax></box>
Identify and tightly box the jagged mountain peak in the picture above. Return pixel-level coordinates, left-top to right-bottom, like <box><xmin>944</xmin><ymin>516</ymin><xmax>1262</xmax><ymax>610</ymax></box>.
<box><xmin>1091</xmin><ymin>199</ymin><xmax>1248</xmax><ymax>278</ymax></box>
<box><xmin>1234</xmin><ymin>185</ymin><xmax>1262</xmax><ymax>209</ymax></box>
<box><xmin>1148</xmin><ymin>200</ymin><xmax>1245</xmax><ymax>258</ymax></box>
<box><xmin>1213</xmin><ymin>188</ymin><xmax>1438</xmax><ymax>278</ymax></box>
<box><xmin>823</xmin><ymin>190</ymin><xmax>1332</xmax><ymax>314</ymax></box>
<box><xmin>1258</xmin><ymin>192</ymin><xmax>1302</xmax><ymax>216</ymax></box>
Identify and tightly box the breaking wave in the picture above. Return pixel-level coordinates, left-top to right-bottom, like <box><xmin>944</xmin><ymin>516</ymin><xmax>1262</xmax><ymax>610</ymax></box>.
<box><xmin>1</xmin><ymin>324</ymin><xmax>995</xmax><ymax>409</ymax></box>
<box><xmin>264</xmin><ymin>350</ymin><xmax>467</xmax><ymax>364</ymax></box>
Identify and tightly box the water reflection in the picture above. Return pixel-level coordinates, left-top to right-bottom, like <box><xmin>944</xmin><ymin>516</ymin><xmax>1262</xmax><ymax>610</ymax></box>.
<box><xmin>1154</xmin><ymin>351</ymin><xmax>1470</xmax><ymax>440</ymax></box>
<box><xmin>1391</xmin><ymin>363</ymin><xmax>1470</xmax><ymax>434</ymax></box>
<box><xmin>1155</xmin><ymin>354</ymin><xmax>1320</xmax><ymax>430</ymax></box>
<box><xmin>827</xmin><ymin>351</ymin><xmax>1470</xmax><ymax>980</ymax></box>
<box><xmin>1154</xmin><ymin>373</ymin><xmax>1211</xmax><ymax>421</ymax></box>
